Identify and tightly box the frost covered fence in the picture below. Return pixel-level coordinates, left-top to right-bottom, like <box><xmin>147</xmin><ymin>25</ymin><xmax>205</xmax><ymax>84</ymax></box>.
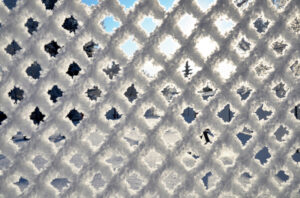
<box><xmin>0</xmin><ymin>0</ymin><xmax>300</xmax><ymax>197</ymax></box>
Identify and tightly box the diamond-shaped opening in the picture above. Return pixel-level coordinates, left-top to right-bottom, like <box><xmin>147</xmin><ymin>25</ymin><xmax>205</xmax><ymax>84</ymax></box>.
<box><xmin>14</xmin><ymin>177</ymin><xmax>29</xmax><ymax>191</ymax></box>
<box><xmin>105</xmin><ymin>154</ymin><xmax>124</xmax><ymax>171</ymax></box>
<box><xmin>122</xmin><ymin>128</ymin><xmax>144</xmax><ymax>150</ymax></box>
<box><xmin>161</xmin><ymin>84</ymin><xmax>179</xmax><ymax>102</ymax></box>
<box><xmin>158</xmin><ymin>0</ymin><xmax>175</xmax><ymax>11</ymax></box>
<box><xmin>141</xmin><ymin>60</ymin><xmax>162</xmax><ymax>78</ymax></box>
<box><xmin>276</xmin><ymin>170</ymin><xmax>289</xmax><ymax>182</ymax></box>
<box><xmin>237</xmin><ymin>85</ymin><xmax>252</xmax><ymax>100</ymax></box>
<box><xmin>44</xmin><ymin>40</ymin><xmax>61</xmax><ymax>57</ymax></box>
<box><xmin>86</xmin><ymin>86</ymin><xmax>101</xmax><ymax>101</ymax></box>
<box><xmin>8</xmin><ymin>86</ymin><xmax>24</xmax><ymax>104</ymax></box>
<box><xmin>103</xmin><ymin>61</ymin><xmax>121</xmax><ymax>80</ymax></box>
<box><xmin>160</xmin><ymin>129</ymin><xmax>181</xmax><ymax>150</ymax></box>
<box><xmin>91</xmin><ymin>173</ymin><xmax>106</xmax><ymax>189</ymax></box>
<box><xmin>62</xmin><ymin>16</ymin><xmax>78</xmax><ymax>33</ymax></box>
<box><xmin>255</xmin><ymin>104</ymin><xmax>272</xmax><ymax>120</ymax></box>
<box><xmin>215</xmin><ymin>16</ymin><xmax>235</xmax><ymax>36</ymax></box>
<box><xmin>42</xmin><ymin>0</ymin><xmax>58</xmax><ymax>10</ymax></box>
<box><xmin>3</xmin><ymin>0</ymin><xmax>17</xmax><ymax>10</ymax></box>
<box><xmin>159</xmin><ymin>36</ymin><xmax>180</xmax><ymax>58</ymax></box>
<box><xmin>66</xmin><ymin>62</ymin><xmax>81</xmax><ymax>78</ymax></box>
<box><xmin>177</xmin><ymin>14</ymin><xmax>197</xmax><ymax>37</ymax></box>
<box><xmin>198</xmin><ymin>83</ymin><xmax>217</xmax><ymax>101</ymax></box>
<box><xmin>274</xmin><ymin>125</ymin><xmax>289</xmax><ymax>142</ymax></box>
<box><xmin>25</xmin><ymin>18</ymin><xmax>39</xmax><ymax>35</ymax></box>
<box><xmin>272</xmin><ymin>82</ymin><xmax>287</xmax><ymax>98</ymax></box>
<box><xmin>140</xmin><ymin>16</ymin><xmax>158</xmax><ymax>34</ymax></box>
<box><xmin>48</xmin><ymin>134</ymin><xmax>66</xmax><ymax>143</ymax></box>
<box><xmin>0</xmin><ymin>111</ymin><xmax>7</xmax><ymax>125</ymax></box>
<box><xmin>253</xmin><ymin>17</ymin><xmax>270</xmax><ymax>33</ymax></box>
<box><xmin>179</xmin><ymin>60</ymin><xmax>201</xmax><ymax>80</ymax></box>
<box><xmin>236</xmin><ymin>127</ymin><xmax>253</xmax><ymax>146</ymax></box>
<box><xmin>48</xmin><ymin>85</ymin><xmax>63</xmax><ymax>103</ymax></box>
<box><xmin>81</xmin><ymin>0</ymin><xmax>98</xmax><ymax>6</ymax></box>
<box><xmin>120</xmin><ymin>36</ymin><xmax>139</xmax><ymax>58</ymax></box>
<box><xmin>237</xmin><ymin>37</ymin><xmax>251</xmax><ymax>53</ymax></box>
<box><xmin>181</xmin><ymin>107</ymin><xmax>198</xmax><ymax>124</ymax></box>
<box><xmin>143</xmin><ymin>149</ymin><xmax>163</xmax><ymax>171</ymax></box>
<box><xmin>124</xmin><ymin>84</ymin><xmax>138</xmax><ymax>103</ymax></box>
<box><xmin>30</xmin><ymin>107</ymin><xmax>45</xmax><ymax>125</ymax></box>
<box><xmin>144</xmin><ymin>107</ymin><xmax>160</xmax><ymax>119</ymax></box>
<box><xmin>51</xmin><ymin>178</ymin><xmax>70</xmax><ymax>192</ymax></box>
<box><xmin>162</xmin><ymin>171</ymin><xmax>181</xmax><ymax>192</ymax></box>
<box><xmin>196</xmin><ymin>36</ymin><xmax>218</xmax><ymax>60</ymax></box>
<box><xmin>70</xmin><ymin>153</ymin><xmax>84</xmax><ymax>168</ymax></box>
<box><xmin>83</xmin><ymin>40</ymin><xmax>99</xmax><ymax>57</ymax></box>
<box><xmin>26</xmin><ymin>61</ymin><xmax>41</xmax><ymax>79</ymax></box>
<box><xmin>12</xmin><ymin>131</ymin><xmax>30</xmax><ymax>144</ymax></box>
<box><xmin>32</xmin><ymin>155</ymin><xmax>47</xmax><ymax>170</ymax></box>
<box><xmin>272</xmin><ymin>40</ymin><xmax>288</xmax><ymax>55</ymax></box>
<box><xmin>218</xmin><ymin>104</ymin><xmax>235</xmax><ymax>123</ymax></box>
<box><xmin>119</xmin><ymin>0</ymin><xmax>137</xmax><ymax>9</ymax></box>
<box><xmin>215</xmin><ymin>60</ymin><xmax>236</xmax><ymax>80</ymax></box>
<box><xmin>105</xmin><ymin>107</ymin><xmax>122</xmax><ymax>120</ymax></box>
<box><xmin>254</xmin><ymin>62</ymin><xmax>273</xmax><ymax>77</ymax></box>
<box><xmin>197</xmin><ymin>0</ymin><xmax>216</xmax><ymax>12</ymax></box>
<box><xmin>5</xmin><ymin>40</ymin><xmax>22</xmax><ymax>56</ymax></box>
<box><xmin>101</xmin><ymin>16</ymin><xmax>120</xmax><ymax>33</ymax></box>
<box><xmin>66</xmin><ymin>109</ymin><xmax>84</xmax><ymax>126</ymax></box>
<box><xmin>200</xmin><ymin>129</ymin><xmax>214</xmax><ymax>145</ymax></box>
<box><xmin>255</xmin><ymin>146</ymin><xmax>271</xmax><ymax>165</ymax></box>
<box><xmin>126</xmin><ymin>172</ymin><xmax>145</xmax><ymax>192</ymax></box>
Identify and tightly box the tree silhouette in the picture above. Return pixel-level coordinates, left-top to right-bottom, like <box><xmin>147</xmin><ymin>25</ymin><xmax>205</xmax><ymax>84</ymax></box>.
<box><xmin>182</xmin><ymin>61</ymin><xmax>192</xmax><ymax>78</ymax></box>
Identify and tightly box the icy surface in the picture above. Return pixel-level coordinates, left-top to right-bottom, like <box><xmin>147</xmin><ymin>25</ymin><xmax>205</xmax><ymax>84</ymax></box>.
<box><xmin>0</xmin><ymin>0</ymin><xmax>299</xmax><ymax>197</ymax></box>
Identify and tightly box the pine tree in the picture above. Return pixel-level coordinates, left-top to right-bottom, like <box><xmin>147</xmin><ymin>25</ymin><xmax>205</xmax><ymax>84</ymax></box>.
<box><xmin>182</xmin><ymin>61</ymin><xmax>192</xmax><ymax>78</ymax></box>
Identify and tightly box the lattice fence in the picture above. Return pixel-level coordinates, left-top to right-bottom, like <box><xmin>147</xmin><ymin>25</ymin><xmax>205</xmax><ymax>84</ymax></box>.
<box><xmin>0</xmin><ymin>0</ymin><xmax>299</xmax><ymax>197</ymax></box>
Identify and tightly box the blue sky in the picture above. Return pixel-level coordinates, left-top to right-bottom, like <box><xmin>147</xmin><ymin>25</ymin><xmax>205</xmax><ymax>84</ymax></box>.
<box><xmin>81</xmin><ymin>0</ymin><xmax>98</xmax><ymax>6</ymax></box>
<box><xmin>102</xmin><ymin>16</ymin><xmax>120</xmax><ymax>33</ymax></box>
<box><xmin>158</xmin><ymin>0</ymin><xmax>175</xmax><ymax>10</ymax></box>
<box><xmin>197</xmin><ymin>0</ymin><xmax>215</xmax><ymax>11</ymax></box>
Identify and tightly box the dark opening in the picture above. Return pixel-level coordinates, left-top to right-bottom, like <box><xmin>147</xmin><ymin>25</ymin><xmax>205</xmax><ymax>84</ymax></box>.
<box><xmin>253</xmin><ymin>18</ymin><xmax>269</xmax><ymax>33</ymax></box>
<box><xmin>276</xmin><ymin>170</ymin><xmax>289</xmax><ymax>182</ymax></box>
<box><xmin>8</xmin><ymin>86</ymin><xmax>24</xmax><ymax>104</ymax></box>
<box><xmin>255</xmin><ymin>146</ymin><xmax>271</xmax><ymax>165</ymax></box>
<box><xmin>44</xmin><ymin>40</ymin><xmax>61</xmax><ymax>57</ymax></box>
<box><xmin>218</xmin><ymin>104</ymin><xmax>234</xmax><ymax>122</ymax></box>
<box><xmin>66</xmin><ymin>62</ymin><xmax>81</xmax><ymax>78</ymax></box>
<box><xmin>255</xmin><ymin>104</ymin><xmax>272</xmax><ymax>120</ymax></box>
<box><xmin>66</xmin><ymin>109</ymin><xmax>84</xmax><ymax>126</ymax></box>
<box><xmin>42</xmin><ymin>0</ymin><xmax>58</xmax><ymax>10</ymax></box>
<box><xmin>86</xmin><ymin>86</ymin><xmax>101</xmax><ymax>101</ymax></box>
<box><xmin>274</xmin><ymin>125</ymin><xmax>289</xmax><ymax>142</ymax></box>
<box><xmin>48</xmin><ymin>85</ymin><xmax>63</xmax><ymax>103</ymax></box>
<box><xmin>144</xmin><ymin>107</ymin><xmax>160</xmax><ymax>119</ymax></box>
<box><xmin>202</xmin><ymin>172</ymin><xmax>212</xmax><ymax>190</ymax></box>
<box><xmin>103</xmin><ymin>61</ymin><xmax>120</xmax><ymax>80</ymax></box>
<box><xmin>291</xmin><ymin>104</ymin><xmax>300</xmax><ymax>120</ymax></box>
<box><xmin>51</xmin><ymin>178</ymin><xmax>70</xmax><ymax>191</ymax></box>
<box><xmin>0</xmin><ymin>111</ymin><xmax>7</xmax><ymax>125</ymax></box>
<box><xmin>5</xmin><ymin>40</ymin><xmax>21</xmax><ymax>56</ymax></box>
<box><xmin>3</xmin><ymin>0</ymin><xmax>17</xmax><ymax>10</ymax></box>
<box><xmin>25</xmin><ymin>18</ymin><xmax>39</xmax><ymax>35</ymax></box>
<box><xmin>62</xmin><ymin>16</ymin><xmax>78</xmax><ymax>33</ymax></box>
<box><xmin>30</xmin><ymin>107</ymin><xmax>45</xmax><ymax>125</ymax></box>
<box><xmin>237</xmin><ymin>86</ymin><xmax>252</xmax><ymax>100</ymax></box>
<box><xmin>161</xmin><ymin>85</ymin><xmax>179</xmax><ymax>102</ymax></box>
<box><xmin>26</xmin><ymin>61</ymin><xmax>41</xmax><ymax>79</ymax></box>
<box><xmin>181</xmin><ymin>107</ymin><xmax>197</xmax><ymax>124</ymax></box>
<box><xmin>83</xmin><ymin>41</ymin><xmax>98</xmax><ymax>57</ymax></box>
<box><xmin>124</xmin><ymin>84</ymin><xmax>138</xmax><ymax>103</ymax></box>
<box><xmin>238</xmin><ymin>38</ymin><xmax>251</xmax><ymax>51</ymax></box>
<box><xmin>200</xmin><ymin>129</ymin><xmax>214</xmax><ymax>144</ymax></box>
<box><xmin>292</xmin><ymin>149</ymin><xmax>300</xmax><ymax>163</ymax></box>
<box><xmin>48</xmin><ymin>134</ymin><xmax>66</xmax><ymax>143</ymax></box>
<box><xmin>105</xmin><ymin>107</ymin><xmax>121</xmax><ymax>120</ymax></box>
<box><xmin>12</xmin><ymin>131</ymin><xmax>30</xmax><ymax>143</ymax></box>
<box><xmin>14</xmin><ymin>177</ymin><xmax>29</xmax><ymax>191</ymax></box>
